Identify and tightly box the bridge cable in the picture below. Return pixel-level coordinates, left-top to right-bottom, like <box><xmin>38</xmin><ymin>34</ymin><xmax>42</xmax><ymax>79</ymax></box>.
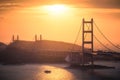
<box><xmin>94</xmin><ymin>22</ymin><xmax>120</xmax><ymax>50</ymax></box>
<box><xmin>94</xmin><ymin>35</ymin><xmax>116</xmax><ymax>52</ymax></box>
<box><xmin>84</xmin><ymin>24</ymin><xmax>89</xmax><ymax>40</ymax></box>
<box><xmin>72</xmin><ymin>23</ymin><xmax>82</xmax><ymax>51</ymax></box>
<box><xmin>86</xmin><ymin>23</ymin><xmax>114</xmax><ymax>51</ymax></box>
<box><xmin>86</xmin><ymin>22</ymin><xmax>117</xmax><ymax>52</ymax></box>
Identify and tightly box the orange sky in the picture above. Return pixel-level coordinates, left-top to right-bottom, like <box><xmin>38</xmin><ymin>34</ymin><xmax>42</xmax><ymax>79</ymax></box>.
<box><xmin>0</xmin><ymin>0</ymin><xmax>120</xmax><ymax>51</ymax></box>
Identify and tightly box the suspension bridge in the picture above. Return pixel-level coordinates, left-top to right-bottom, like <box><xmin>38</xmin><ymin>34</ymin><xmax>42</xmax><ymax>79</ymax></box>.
<box><xmin>10</xmin><ymin>18</ymin><xmax>120</xmax><ymax>66</ymax></box>
<box><xmin>65</xmin><ymin>18</ymin><xmax>120</xmax><ymax>66</ymax></box>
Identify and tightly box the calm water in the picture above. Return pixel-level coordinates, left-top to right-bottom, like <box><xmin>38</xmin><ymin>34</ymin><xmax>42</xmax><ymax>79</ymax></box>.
<box><xmin>0</xmin><ymin>61</ymin><xmax>120</xmax><ymax>80</ymax></box>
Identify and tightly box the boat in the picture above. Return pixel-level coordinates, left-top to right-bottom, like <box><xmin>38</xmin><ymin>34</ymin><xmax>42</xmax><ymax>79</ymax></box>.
<box><xmin>44</xmin><ymin>70</ymin><xmax>51</xmax><ymax>73</ymax></box>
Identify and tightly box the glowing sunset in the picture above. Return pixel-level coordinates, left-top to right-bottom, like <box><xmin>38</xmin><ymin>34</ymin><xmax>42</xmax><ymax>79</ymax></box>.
<box><xmin>0</xmin><ymin>1</ymin><xmax>120</xmax><ymax>50</ymax></box>
<box><xmin>0</xmin><ymin>0</ymin><xmax>120</xmax><ymax>45</ymax></box>
<box><xmin>0</xmin><ymin>0</ymin><xmax>120</xmax><ymax>80</ymax></box>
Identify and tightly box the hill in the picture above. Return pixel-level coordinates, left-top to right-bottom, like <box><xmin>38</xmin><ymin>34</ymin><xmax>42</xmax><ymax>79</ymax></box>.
<box><xmin>0</xmin><ymin>42</ymin><xmax>7</xmax><ymax>52</ymax></box>
<box><xmin>8</xmin><ymin>40</ymin><xmax>81</xmax><ymax>52</ymax></box>
<box><xmin>0</xmin><ymin>40</ymin><xmax>81</xmax><ymax>64</ymax></box>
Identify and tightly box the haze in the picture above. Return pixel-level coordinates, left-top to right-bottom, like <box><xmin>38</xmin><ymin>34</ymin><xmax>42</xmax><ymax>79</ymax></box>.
<box><xmin>0</xmin><ymin>0</ymin><xmax>120</xmax><ymax>51</ymax></box>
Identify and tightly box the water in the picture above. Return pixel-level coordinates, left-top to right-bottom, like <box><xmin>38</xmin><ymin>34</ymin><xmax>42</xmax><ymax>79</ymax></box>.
<box><xmin>0</xmin><ymin>61</ymin><xmax>120</xmax><ymax>80</ymax></box>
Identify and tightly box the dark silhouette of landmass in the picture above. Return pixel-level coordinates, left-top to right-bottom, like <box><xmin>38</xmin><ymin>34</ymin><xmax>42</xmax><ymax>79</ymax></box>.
<box><xmin>0</xmin><ymin>40</ymin><xmax>120</xmax><ymax>65</ymax></box>
<box><xmin>0</xmin><ymin>42</ymin><xmax>7</xmax><ymax>52</ymax></box>
<box><xmin>0</xmin><ymin>40</ymin><xmax>81</xmax><ymax>64</ymax></box>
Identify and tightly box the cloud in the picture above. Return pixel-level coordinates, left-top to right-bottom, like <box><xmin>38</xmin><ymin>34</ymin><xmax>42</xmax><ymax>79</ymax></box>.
<box><xmin>0</xmin><ymin>0</ymin><xmax>120</xmax><ymax>8</ymax></box>
<box><xmin>87</xmin><ymin>0</ymin><xmax>120</xmax><ymax>9</ymax></box>
<box><xmin>0</xmin><ymin>0</ymin><xmax>120</xmax><ymax>14</ymax></box>
<box><xmin>0</xmin><ymin>0</ymin><xmax>24</xmax><ymax>14</ymax></box>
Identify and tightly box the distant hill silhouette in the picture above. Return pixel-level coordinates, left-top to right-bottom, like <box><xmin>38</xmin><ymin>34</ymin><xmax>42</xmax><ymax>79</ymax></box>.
<box><xmin>8</xmin><ymin>40</ymin><xmax>81</xmax><ymax>52</ymax></box>
<box><xmin>0</xmin><ymin>40</ymin><xmax>81</xmax><ymax>64</ymax></box>
<box><xmin>0</xmin><ymin>42</ymin><xmax>7</xmax><ymax>52</ymax></box>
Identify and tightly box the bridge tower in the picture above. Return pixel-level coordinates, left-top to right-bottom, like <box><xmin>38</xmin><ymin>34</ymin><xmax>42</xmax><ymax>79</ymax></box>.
<box><xmin>12</xmin><ymin>35</ymin><xmax>15</xmax><ymax>42</ymax></box>
<box><xmin>35</xmin><ymin>34</ymin><xmax>37</xmax><ymax>41</ymax></box>
<box><xmin>17</xmin><ymin>35</ymin><xmax>19</xmax><ymax>41</ymax></box>
<box><xmin>40</xmin><ymin>34</ymin><xmax>42</xmax><ymax>41</ymax></box>
<box><xmin>82</xmin><ymin>18</ymin><xmax>94</xmax><ymax>66</ymax></box>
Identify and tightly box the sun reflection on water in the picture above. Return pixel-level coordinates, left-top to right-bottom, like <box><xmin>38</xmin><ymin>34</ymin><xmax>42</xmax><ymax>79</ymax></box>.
<box><xmin>35</xmin><ymin>65</ymin><xmax>75</xmax><ymax>80</ymax></box>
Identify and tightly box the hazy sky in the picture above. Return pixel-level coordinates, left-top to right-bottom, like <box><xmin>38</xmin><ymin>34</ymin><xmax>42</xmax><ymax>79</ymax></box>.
<box><xmin>0</xmin><ymin>0</ymin><xmax>120</xmax><ymax>51</ymax></box>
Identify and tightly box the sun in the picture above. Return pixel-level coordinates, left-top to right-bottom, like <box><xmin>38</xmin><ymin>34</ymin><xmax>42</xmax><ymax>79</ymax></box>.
<box><xmin>42</xmin><ymin>4</ymin><xmax>69</xmax><ymax>15</ymax></box>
